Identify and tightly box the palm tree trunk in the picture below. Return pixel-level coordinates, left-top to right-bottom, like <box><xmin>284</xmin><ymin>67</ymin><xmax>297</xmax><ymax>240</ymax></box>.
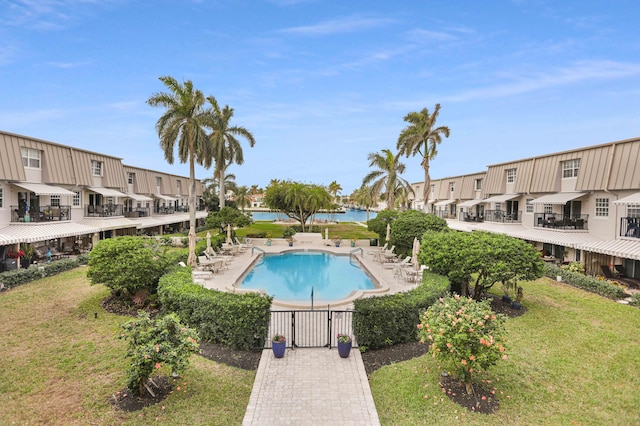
<box><xmin>422</xmin><ymin>157</ymin><xmax>430</xmax><ymax>213</ymax></box>
<box><xmin>218</xmin><ymin>168</ymin><xmax>225</xmax><ymax>208</ymax></box>
<box><xmin>187</xmin><ymin>152</ymin><xmax>197</xmax><ymax>267</ymax></box>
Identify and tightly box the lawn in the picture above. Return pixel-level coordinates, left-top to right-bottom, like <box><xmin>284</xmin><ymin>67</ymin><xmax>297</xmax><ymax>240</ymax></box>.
<box><xmin>369</xmin><ymin>278</ymin><xmax>640</xmax><ymax>425</ymax></box>
<box><xmin>236</xmin><ymin>221</ymin><xmax>378</xmax><ymax>241</ymax></box>
<box><xmin>0</xmin><ymin>268</ymin><xmax>254</xmax><ymax>425</ymax></box>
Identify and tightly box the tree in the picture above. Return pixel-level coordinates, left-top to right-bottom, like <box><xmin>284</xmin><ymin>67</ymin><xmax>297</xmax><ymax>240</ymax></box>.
<box><xmin>418</xmin><ymin>295</ymin><xmax>508</xmax><ymax>396</ymax></box>
<box><xmin>362</xmin><ymin>149</ymin><xmax>412</xmax><ymax>210</ymax></box>
<box><xmin>234</xmin><ymin>185</ymin><xmax>251</xmax><ymax>212</ymax></box>
<box><xmin>147</xmin><ymin>76</ymin><xmax>211</xmax><ymax>266</ymax></box>
<box><xmin>120</xmin><ymin>312</ymin><xmax>199</xmax><ymax>396</ymax></box>
<box><xmin>352</xmin><ymin>185</ymin><xmax>377</xmax><ymax>221</ymax></box>
<box><xmin>206</xmin><ymin>96</ymin><xmax>255</xmax><ymax>209</ymax></box>
<box><xmin>389</xmin><ymin>210</ymin><xmax>448</xmax><ymax>257</ymax></box>
<box><xmin>87</xmin><ymin>236</ymin><xmax>171</xmax><ymax>300</ymax></box>
<box><xmin>367</xmin><ymin>209</ymin><xmax>399</xmax><ymax>243</ymax></box>
<box><xmin>327</xmin><ymin>180</ymin><xmax>343</xmax><ymax>203</ymax></box>
<box><xmin>205</xmin><ymin>206</ymin><xmax>251</xmax><ymax>235</ymax></box>
<box><xmin>264</xmin><ymin>181</ymin><xmax>332</xmax><ymax>231</ymax></box>
<box><xmin>397</xmin><ymin>104</ymin><xmax>450</xmax><ymax>210</ymax></box>
<box><xmin>419</xmin><ymin>231</ymin><xmax>544</xmax><ymax>299</ymax></box>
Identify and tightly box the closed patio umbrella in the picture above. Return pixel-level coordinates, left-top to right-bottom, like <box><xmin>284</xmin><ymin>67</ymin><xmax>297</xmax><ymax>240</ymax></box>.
<box><xmin>411</xmin><ymin>237</ymin><xmax>421</xmax><ymax>271</ymax></box>
<box><xmin>226</xmin><ymin>224</ymin><xmax>233</xmax><ymax>244</ymax></box>
<box><xmin>385</xmin><ymin>223</ymin><xmax>391</xmax><ymax>243</ymax></box>
<box><xmin>205</xmin><ymin>232</ymin><xmax>215</xmax><ymax>257</ymax></box>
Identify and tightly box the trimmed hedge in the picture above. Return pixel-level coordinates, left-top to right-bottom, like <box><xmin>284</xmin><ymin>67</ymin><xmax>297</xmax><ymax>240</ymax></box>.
<box><xmin>353</xmin><ymin>272</ymin><xmax>450</xmax><ymax>350</ymax></box>
<box><xmin>543</xmin><ymin>263</ymin><xmax>628</xmax><ymax>300</ymax></box>
<box><xmin>157</xmin><ymin>268</ymin><xmax>273</xmax><ymax>350</ymax></box>
<box><xmin>0</xmin><ymin>254</ymin><xmax>89</xmax><ymax>290</ymax></box>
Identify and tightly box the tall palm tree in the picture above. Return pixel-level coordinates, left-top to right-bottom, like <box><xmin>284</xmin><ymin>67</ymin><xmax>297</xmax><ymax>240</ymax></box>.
<box><xmin>327</xmin><ymin>180</ymin><xmax>342</xmax><ymax>203</ymax></box>
<box><xmin>206</xmin><ymin>96</ymin><xmax>256</xmax><ymax>208</ymax></box>
<box><xmin>147</xmin><ymin>76</ymin><xmax>212</xmax><ymax>267</ymax></box>
<box><xmin>397</xmin><ymin>103</ymin><xmax>450</xmax><ymax>211</ymax></box>
<box><xmin>352</xmin><ymin>185</ymin><xmax>376</xmax><ymax>222</ymax></box>
<box><xmin>234</xmin><ymin>185</ymin><xmax>251</xmax><ymax>212</ymax></box>
<box><xmin>202</xmin><ymin>164</ymin><xmax>238</xmax><ymax>199</ymax></box>
<box><xmin>361</xmin><ymin>149</ymin><xmax>412</xmax><ymax>210</ymax></box>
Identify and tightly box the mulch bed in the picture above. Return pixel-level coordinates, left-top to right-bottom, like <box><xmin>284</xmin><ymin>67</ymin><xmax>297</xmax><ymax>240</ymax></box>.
<box><xmin>111</xmin><ymin>376</ymin><xmax>174</xmax><ymax>412</ymax></box>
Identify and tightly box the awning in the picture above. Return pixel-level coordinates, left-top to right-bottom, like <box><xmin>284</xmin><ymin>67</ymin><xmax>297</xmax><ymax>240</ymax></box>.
<box><xmin>531</xmin><ymin>192</ymin><xmax>585</xmax><ymax>205</ymax></box>
<box><xmin>0</xmin><ymin>222</ymin><xmax>100</xmax><ymax>244</ymax></box>
<box><xmin>458</xmin><ymin>199</ymin><xmax>483</xmax><ymax>208</ymax></box>
<box><xmin>13</xmin><ymin>182</ymin><xmax>75</xmax><ymax>196</ymax></box>
<box><xmin>577</xmin><ymin>240</ymin><xmax>640</xmax><ymax>261</ymax></box>
<box><xmin>434</xmin><ymin>199</ymin><xmax>456</xmax><ymax>207</ymax></box>
<box><xmin>127</xmin><ymin>193</ymin><xmax>153</xmax><ymax>202</ymax></box>
<box><xmin>78</xmin><ymin>217</ymin><xmax>141</xmax><ymax>231</ymax></box>
<box><xmin>613</xmin><ymin>193</ymin><xmax>640</xmax><ymax>205</ymax></box>
<box><xmin>154</xmin><ymin>194</ymin><xmax>178</xmax><ymax>202</ymax></box>
<box><xmin>482</xmin><ymin>194</ymin><xmax>519</xmax><ymax>203</ymax></box>
<box><xmin>88</xmin><ymin>187</ymin><xmax>127</xmax><ymax>197</ymax></box>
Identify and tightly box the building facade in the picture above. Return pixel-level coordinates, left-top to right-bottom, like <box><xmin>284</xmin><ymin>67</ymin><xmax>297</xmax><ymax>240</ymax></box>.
<box><xmin>409</xmin><ymin>137</ymin><xmax>640</xmax><ymax>279</ymax></box>
<box><xmin>0</xmin><ymin>131</ymin><xmax>207</xmax><ymax>271</ymax></box>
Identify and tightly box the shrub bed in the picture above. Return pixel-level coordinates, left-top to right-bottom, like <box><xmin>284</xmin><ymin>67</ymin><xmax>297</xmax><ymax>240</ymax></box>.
<box><xmin>0</xmin><ymin>255</ymin><xmax>89</xmax><ymax>290</ymax></box>
<box><xmin>157</xmin><ymin>268</ymin><xmax>273</xmax><ymax>350</ymax></box>
<box><xmin>353</xmin><ymin>272</ymin><xmax>449</xmax><ymax>350</ymax></box>
<box><xmin>543</xmin><ymin>263</ymin><xmax>628</xmax><ymax>299</ymax></box>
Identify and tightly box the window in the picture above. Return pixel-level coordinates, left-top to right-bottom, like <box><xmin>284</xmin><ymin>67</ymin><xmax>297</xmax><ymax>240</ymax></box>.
<box><xmin>506</xmin><ymin>168</ymin><xmax>516</xmax><ymax>184</ymax></box>
<box><xmin>73</xmin><ymin>191</ymin><xmax>81</xmax><ymax>207</ymax></box>
<box><xmin>595</xmin><ymin>198</ymin><xmax>609</xmax><ymax>217</ymax></box>
<box><xmin>21</xmin><ymin>147</ymin><xmax>41</xmax><ymax>168</ymax></box>
<box><xmin>91</xmin><ymin>160</ymin><xmax>102</xmax><ymax>176</ymax></box>
<box><xmin>156</xmin><ymin>177</ymin><xmax>162</xmax><ymax>190</ymax></box>
<box><xmin>495</xmin><ymin>202</ymin><xmax>502</xmax><ymax>211</ymax></box>
<box><xmin>0</xmin><ymin>187</ymin><xmax>3</xmax><ymax>208</ymax></box>
<box><xmin>449</xmin><ymin>182</ymin><xmax>455</xmax><ymax>193</ymax></box>
<box><xmin>544</xmin><ymin>203</ymin><xmax>553</xmax><ymax>214</ymax></box>
<box><xmin>627</xmin><ymin>205</ymin><xmax>640</xmax><ymax>218</ymax></box>
<box><xmin>562</xmin><ymin>159</ymin><xmax>580</xmax><ymax>178</ymax></box>
<box><xmin>177</xmin><ymin>180</ymin><xmax>182</xmax><ymax>193</ymax></box>
<box><xmin>526</xmin><ymin>198</ymin><xmax>533</xmax><ymax>213</ymax></box>
<box><xmin>128</xmin><ymin>173</ymin><xmax>134</xmax><ymax>184</ymax></box>
<box><xmin>51</xmin><ymin>195</ymin><xmax>60</xmax><ymax>207</ymax></box>
<box><xmin>474</xmin><ymin>178</ymin><xmax>483</xmax><ymax>191</ymax></box>
<box><xmin>107</xmin><ymin>196</ymin><xmax>114</xmax><ymax>205</ymax></box>
<box><xmin>430</xmin><ymin>185</ymin><xmax>435</xmax><ymax>196</ymax></box>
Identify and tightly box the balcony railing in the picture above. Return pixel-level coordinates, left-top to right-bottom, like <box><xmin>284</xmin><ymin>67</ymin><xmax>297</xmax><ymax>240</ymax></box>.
<box><xmin>435</xmin><ymin>211</ymin><xmax>456</xmax><ymax>219</ymax></box>
<box><xmin>534</xmin><ymin>213</ymin><xmax>589</xmax><ymax>230</ymax></box>
<box><xmin>484</xmin><ymin>210</ymin><xmax>522</xmax><ymax>224</ymax></box>
<box><xmin>123</xmin><ymin>207</ymin><xmax>151</xmax><ymax>218</ymax></box>
<box><xmin>155</xmin><ymin>205</ymin><xmax>175</xmax><ymax>215</ymax></box>
<box><xmin>462</xmin><ymin>212</ymin><xmax>484</xmax><ymax>222</ymax></box>
<box><xmin>85</xmin><ymin>204</ymin><xmax>123</xmax><ymax>217</ymax></box>
<box><xmin>10</xmin><ymin>205</ymin><xmax>71</xmax><ymax>223</ymax></box>
<box><xmin>620</xmin><ymin>216</ymin><xmax>640</xmax><ymax>238</ymax></box>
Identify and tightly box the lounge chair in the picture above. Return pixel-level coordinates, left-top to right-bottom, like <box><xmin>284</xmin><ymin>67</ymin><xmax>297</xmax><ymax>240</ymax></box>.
<box><xmin>600</xmin><ymin>265</ymin><xmax>639</xmax><ymax>289</ymax></box>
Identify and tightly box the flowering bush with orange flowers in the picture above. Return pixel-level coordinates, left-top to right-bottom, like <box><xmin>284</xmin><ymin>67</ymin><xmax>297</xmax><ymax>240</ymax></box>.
<box><xmin>418</xmin><ymin>295</ymin><xmax>507</xmax><ymax>395</ymax></box>
<box><xmin>120</xmin><ymin>311</ymin><xmax>199</xmax><ymax>396</ymax></box>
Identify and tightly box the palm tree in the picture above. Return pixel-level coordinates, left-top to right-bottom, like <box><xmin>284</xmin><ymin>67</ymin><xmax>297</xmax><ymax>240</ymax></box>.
<box><xmin>397</xmin><ymin>103</ymin><xmax>450</xmax><ymax>211</ymax></box>
<box><xmin>327</xmin><ymin>181</ymin><xmax>342</xmax><ymax>203</ymax></box>
<box><xmin>206</xmin><ymin>96</ymin><xmax>255</xmax><ymax>209</ymax></box>
<box><xmin>352</xmin><ymin>185</ymin><xmax>376</xmax><ymax>222</ymax></box>
<box><xmin>361</xmin><ymin>149</ymin><xmax>412</xmax><ymax>210</ymax></box>
<box><xmin>202</xmin><ymin>164</ymin><xmax>238</xmax><ymax>199</ymax></box>
<box><xmin>147</xmin><ymin>76</ymin><xmax>212</xmax><ymax>267</ymax></box>
<box><xmin>234</xmin><ymin>185</ymin><xmax>251</xmax><ymax>212</ymax></box>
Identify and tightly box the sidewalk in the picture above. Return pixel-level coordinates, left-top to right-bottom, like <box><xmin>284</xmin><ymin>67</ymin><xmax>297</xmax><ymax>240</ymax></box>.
<box><xmin>242</xmin><ymin>347</ymin><xmax>380</xmax><ymax>425</ymax></box>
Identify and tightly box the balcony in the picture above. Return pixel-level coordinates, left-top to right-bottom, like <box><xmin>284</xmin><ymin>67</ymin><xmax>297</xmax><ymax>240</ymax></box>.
<box><xmin>620</xmin><ymin>217</ymin><xmax>640</xmax><ymax>238</ymax></box>
<box><xmin>534</xmin><ymin>213</ymin><xmax>589</xmax><ymax>230</ymax></box>
<box><xmin>154</xmin><ymin>205</ymin><xmax>175</xmax><ymax>215</ymax></box>
<box><xmin>10</xmin><ymin>205</ymin><xmax>71</xmax><ymax>223</ymax></box>
<box><xmin>484</xmin><ymin>210</ymin><xmax>522</xmax><ymax>224</ymax></box>
<box><xmin>85</xmin><ymin>204</ymin><xmax>123</xmax><ymax>217</ymax></box>
<box><xmin>462</xmin><ymin>212</ymin><xmax>484</xmax><ymax>223</ymax></box>
<box><xmin>123</xmin><ymin>207</ymin><xmax>150</xmax><ymax>218</ymax></box>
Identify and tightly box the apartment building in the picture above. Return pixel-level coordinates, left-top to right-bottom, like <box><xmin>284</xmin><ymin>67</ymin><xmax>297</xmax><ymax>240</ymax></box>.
<box><xmin>0</xmin><ymin>131</ymin><xmax>207</xmax><ymax>271</ymax></box>
<box><xmin>409</xmin><ymin>137</ymin><xmax>640</xmax><ymax>278</ymax></box>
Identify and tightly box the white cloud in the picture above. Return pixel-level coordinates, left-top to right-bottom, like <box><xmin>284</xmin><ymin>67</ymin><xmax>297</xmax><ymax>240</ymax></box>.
<box><xmin>279</xmin><ymin>16</ymin><xmax>394</xmax><ymax>36</ymax></box>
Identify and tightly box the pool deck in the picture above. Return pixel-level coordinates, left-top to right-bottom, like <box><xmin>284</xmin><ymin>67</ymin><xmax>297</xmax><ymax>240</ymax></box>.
<box><xmin>194</xmin><ymin>238</ymin><xmax>419</xmax><ymax>310</ymax></box>
<box><xmin>194</xmin><ymin>238</ymin><xmax>416</xmax><ymax>425</ymax></box>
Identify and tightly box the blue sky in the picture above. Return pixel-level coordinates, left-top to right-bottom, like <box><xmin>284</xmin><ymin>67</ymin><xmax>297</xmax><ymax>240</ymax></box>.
<box><xmin>1</xmin><ymin>1</ymin><xmax>639</xmax><ymax>194</ymax></box>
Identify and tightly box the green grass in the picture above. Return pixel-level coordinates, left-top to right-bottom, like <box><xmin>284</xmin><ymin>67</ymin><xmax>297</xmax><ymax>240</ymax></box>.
<box><xmin>369</xmin><ymin>279</ymin><xmax>640</xmax><ymax>425</ymax></box>
<box><xmin>0</xmin><ymin>268</ymin><xmax>254</xmax><ymax>425</ymax></box>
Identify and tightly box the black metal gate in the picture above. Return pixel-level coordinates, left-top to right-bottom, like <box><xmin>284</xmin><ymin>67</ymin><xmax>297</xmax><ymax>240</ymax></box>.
<box><xmin>266</xmin><ymin>310</ymin><xmax>356</xmax><ymax>349</ymax></box>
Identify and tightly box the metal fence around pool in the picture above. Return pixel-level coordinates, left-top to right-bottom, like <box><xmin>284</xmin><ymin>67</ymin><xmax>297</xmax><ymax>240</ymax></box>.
<box><xmin>266</xmin><ymin>310</ymin><xmax>356</xmax><ymax>349</ymax></box>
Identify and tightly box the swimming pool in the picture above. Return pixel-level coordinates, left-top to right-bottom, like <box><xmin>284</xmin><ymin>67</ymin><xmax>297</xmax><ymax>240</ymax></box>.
<box><xmin>239</xmin><ymin>251</ymin><xmax>377</xmax><ymax>302</ymax></box>
<box><xmin>249</xmin><ymin>208</ymin><xmax>377</xmax><ymax>222</ymax></box>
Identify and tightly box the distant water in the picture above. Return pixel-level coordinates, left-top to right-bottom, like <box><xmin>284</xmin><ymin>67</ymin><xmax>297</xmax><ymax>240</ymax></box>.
<box><xmin>249</xmin><ymin>208</ymin><xmax>377</xmax><ymax>223</ymax></box>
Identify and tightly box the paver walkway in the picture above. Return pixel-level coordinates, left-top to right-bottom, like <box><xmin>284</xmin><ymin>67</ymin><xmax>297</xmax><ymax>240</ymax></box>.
<box><xmin>243</xmin><ymin>347</ymin><xmax>380</xmax><ymax>425</ymax></box>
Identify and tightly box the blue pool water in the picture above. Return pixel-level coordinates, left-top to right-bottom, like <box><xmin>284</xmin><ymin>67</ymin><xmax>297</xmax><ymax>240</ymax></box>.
<box><xmin>249</xmin><ymin>208</ymin><xmax>376</xmax><ymax>223</ymax></box>
<box><xmin>239</xmin><ymin>251</ymin><xmax>376</xmax><ymax>301</ymax></box>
